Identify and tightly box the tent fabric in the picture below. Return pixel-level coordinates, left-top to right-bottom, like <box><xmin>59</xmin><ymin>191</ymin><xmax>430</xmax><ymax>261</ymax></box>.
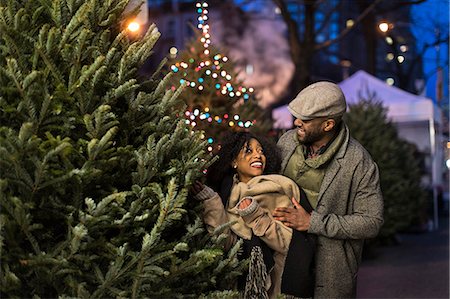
<box><xmin>272</xmin><ymin>105</ymin><xmax>293</xmax><ymax>129</ymax></box>
<box><xmin>339</xmin><ymin>70</ymin><xmax>442</xmax><ymax>124</ymax></box>
<box><xmin>271</xmin><ymin>70</ymin><xmax>442</xmax><ymax>129</ymax></box>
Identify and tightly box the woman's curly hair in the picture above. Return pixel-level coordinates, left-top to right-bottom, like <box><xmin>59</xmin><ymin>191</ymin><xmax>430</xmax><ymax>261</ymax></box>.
<box><xmin>206</xmin><ymin>131</ymin><xmax>281</xmax><ymax>203</ymax></box>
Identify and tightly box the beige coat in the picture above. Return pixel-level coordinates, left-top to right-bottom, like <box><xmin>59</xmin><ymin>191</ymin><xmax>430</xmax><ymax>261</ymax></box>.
<box><xmin>197</xmin><ymin>174</ymin><xmax>301</xmax><ymax>298</ymax></box>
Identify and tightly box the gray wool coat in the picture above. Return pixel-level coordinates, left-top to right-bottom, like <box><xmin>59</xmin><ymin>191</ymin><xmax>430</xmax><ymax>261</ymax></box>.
<box><xmin>277</xmin><ymin>125</ymin><xmax>384</xmax><ymax>298</ymax></box>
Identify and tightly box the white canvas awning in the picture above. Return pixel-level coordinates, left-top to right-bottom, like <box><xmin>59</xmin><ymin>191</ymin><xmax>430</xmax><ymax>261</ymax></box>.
<box><xmin>339</xmin><ymin>70</ymin><xmax>442</xmax><ymax>125</ymax></box>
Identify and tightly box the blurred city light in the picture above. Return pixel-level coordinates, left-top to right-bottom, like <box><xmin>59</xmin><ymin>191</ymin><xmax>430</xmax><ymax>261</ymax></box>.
<box><xmin>400</xmin><ymin>45</ymin><xmax>408</xmax><ymax>52</ymax></box>
<box><xmin>378</xmin><ymin>22</ymin><xmax>389</xmax><ymax>33</ymax></box>
<box><xmin>127</xmin><ymin>21</ymin><xmax>140</xmax><ymax>32</ymax></box>
<box><xmin>346</xmin><ymin>19</ymin><xmax>354</xmax><ymax>28</ymax></box>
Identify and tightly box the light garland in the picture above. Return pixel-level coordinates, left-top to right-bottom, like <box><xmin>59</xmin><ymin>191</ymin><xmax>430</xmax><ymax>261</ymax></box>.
<box><xmin>171</xmin><ymin>1</ymin><xmax>257</xmax><ymax>151</ymax></box>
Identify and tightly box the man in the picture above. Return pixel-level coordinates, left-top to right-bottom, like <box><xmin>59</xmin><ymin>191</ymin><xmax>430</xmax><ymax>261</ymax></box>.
<box><xmin>273</xmin><ymin>81</ymin><xmax>384</xmax><ymax>298</ymax></box>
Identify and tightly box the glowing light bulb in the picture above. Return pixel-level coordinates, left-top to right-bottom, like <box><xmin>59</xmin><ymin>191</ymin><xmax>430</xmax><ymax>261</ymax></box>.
<box><xmin>169</xmin><ymin>47</ymin><xmax>178</xmax><ymax>55</ymax></box>
<box><xmin>127</xmin><ymin>21</ymin><xmax>140</xmax><ymax>32</ymax></box>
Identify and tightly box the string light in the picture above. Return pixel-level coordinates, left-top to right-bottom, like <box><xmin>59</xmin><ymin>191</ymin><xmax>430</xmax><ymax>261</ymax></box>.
<box><xmin>170</xmin><ymin>1</ymin><xmax>254</xmax><ymax>101</ymax></box>
<box><xmin>170</xmin><ymin>1</ymin><xmax>256</xmax><ymax>150</ymax></box>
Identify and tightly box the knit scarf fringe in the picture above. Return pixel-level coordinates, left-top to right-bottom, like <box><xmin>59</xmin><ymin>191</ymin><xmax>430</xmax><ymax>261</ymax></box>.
<box><xmin>243</xmin><ymin>246</ymin><xmax>269</xmax><ymax>299</ymax></box>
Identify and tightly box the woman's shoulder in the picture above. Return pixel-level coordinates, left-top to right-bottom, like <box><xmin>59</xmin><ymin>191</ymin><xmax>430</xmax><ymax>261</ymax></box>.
<box><xmin>248</xmin><ymin>174</ymin><xmax>298</xmax><ymax>187</ymax></box>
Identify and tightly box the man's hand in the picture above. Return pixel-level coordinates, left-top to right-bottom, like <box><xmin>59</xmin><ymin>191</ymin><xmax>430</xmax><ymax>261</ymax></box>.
<box><xmin>273</xmin><ymin>197</ymin><xmax>311</xmax><ymax>231</ymax></box>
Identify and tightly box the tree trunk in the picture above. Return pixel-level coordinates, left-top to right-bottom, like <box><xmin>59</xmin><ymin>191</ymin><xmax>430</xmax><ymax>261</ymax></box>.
<box><xmin>358</xmin><ymin>2</ymin><xmax>378</xmax><ymax>75</ymax></box>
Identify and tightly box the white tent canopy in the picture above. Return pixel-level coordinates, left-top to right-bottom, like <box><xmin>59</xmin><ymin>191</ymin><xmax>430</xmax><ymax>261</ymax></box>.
<box><xmin>272</xmin><ymin>70</ymin><xmax>443</xmax><ymax>128</ymax></box>
<box><xmin>339</xmin><ymin>70</ymin><xmax>442</xmax><ymax>125</ymax></box>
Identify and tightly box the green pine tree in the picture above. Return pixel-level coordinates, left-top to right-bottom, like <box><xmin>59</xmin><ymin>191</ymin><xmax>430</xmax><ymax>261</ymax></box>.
<box><xmin>168</xmin><ymin>10</ymin><xmax>272</xmax><ymax>153</ymax></box>
<box><xmin>0</xmin><ymin>0</ymin><xmax>244</xmax><ymax>297</ymax></box>
<box><xmin>345</xmin><ymin>99</ymin><xmax>426</xmax><ymax>242</ymax></box>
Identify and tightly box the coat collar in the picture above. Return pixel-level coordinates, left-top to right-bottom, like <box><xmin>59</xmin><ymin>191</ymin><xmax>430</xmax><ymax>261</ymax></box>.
<box><xmin>316</xmin><ymin>124</ymin><xmax>350</xmax><ymax>204</ymax></box>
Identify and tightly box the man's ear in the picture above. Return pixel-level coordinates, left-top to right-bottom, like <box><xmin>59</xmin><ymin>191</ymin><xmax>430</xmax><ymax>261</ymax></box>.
<box><xmin>323</xmin><ymin>119</ymin><xmax>336</xmax><ymax>132</ymax></box>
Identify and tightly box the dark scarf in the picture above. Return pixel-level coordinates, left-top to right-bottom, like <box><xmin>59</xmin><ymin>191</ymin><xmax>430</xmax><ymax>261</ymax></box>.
<box><xmin>281</xmin><ymin>188</ymin><xmax>316</xmax><ymax>298</ymax></box>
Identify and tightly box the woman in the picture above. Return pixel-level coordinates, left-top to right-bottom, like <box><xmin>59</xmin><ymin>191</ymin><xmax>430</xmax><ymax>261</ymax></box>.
<box><xmin>192</xmin><ymin>132</ymin><xmax>315</xmax><ymax>299</ymax></box>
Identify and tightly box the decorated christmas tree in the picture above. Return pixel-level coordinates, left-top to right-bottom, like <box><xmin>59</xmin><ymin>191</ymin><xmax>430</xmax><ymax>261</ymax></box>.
<box><xmin>345</xmin><ymin>100</ymin><xmax>426</xmax><ymax>242</ymax></box>
<box><xmin>169</xmin><ymin>1</ymin><xmax>272</xmax><ymax>153</ymax></box>
<box><xmin>0</xmin><ymin>0</ymin><xmax>244</xmax><ymax>297</ymax></box>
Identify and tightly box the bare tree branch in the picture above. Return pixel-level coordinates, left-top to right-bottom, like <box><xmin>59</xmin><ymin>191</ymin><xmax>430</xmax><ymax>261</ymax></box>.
<box><xmin>377</xmin><ymin>0</ymin><xmax>427</xmax><ymax>13</ymax></box>
<box><xmin>315</xmin><ymin>0</ymin><xmax>386</xmax><ymax>50</ymax></box>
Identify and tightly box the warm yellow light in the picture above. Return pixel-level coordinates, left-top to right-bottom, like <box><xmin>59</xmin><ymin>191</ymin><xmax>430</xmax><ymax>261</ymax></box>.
<box><xmin>386</xmin><ymin>78</ymin><xmax>395</xmax><ymax>85</ymax></box>
<box><xmin>128</xmin><ymin>21</ymin><xmax>140</xmax><ymax>32</ymax></box>
<box><xmin>169</xmin><ymin>47</ymin><xmax>178</xmax><ymax>55</ymax></box>
<box><xmin>346</xmin><ymin>19</ymin><xmax>354</xmax><ymax>28</ymax></box>
<box><xmin>378</xmin><ymin>22</ymin><xmax>389</xmax><ymax>33</ymax></box>
<box><xmin>397</xmin><ymin>55</ymin><xmax>405</xmax><ymax>63</ymax></box>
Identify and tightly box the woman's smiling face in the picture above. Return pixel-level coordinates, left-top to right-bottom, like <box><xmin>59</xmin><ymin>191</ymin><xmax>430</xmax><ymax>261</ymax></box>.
<box><xmin>233</xmin><ymin>138</ymin><xmax>266</xmax><ymax>183</ymax></box>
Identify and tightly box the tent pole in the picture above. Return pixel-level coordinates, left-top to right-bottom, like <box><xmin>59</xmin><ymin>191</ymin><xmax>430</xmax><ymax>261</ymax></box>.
<box><xmin>429</xmin><ymin>117</ymin><xmax>439</xmax><ymax>230</ymax></box>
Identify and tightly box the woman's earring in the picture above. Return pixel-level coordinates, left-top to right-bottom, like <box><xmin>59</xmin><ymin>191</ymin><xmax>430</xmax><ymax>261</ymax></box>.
<box><xmin>233</xmin><ymin>165</ymin><xmax>237</xmax><ymax>169</ymax></box>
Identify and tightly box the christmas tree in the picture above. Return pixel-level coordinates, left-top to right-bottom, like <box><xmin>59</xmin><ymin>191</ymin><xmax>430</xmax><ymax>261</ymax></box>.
<box><xmin>345</xmin><ymin>100</ymin><xmax>426</xmax><ymax>242</ymax></box>
<box><xmin>169</xmin><ymin>1</ymin><xmax>272</xmax><ymax>153</ymax></box>
<box><xmin>0</xmin><ymin>0</ymin><xmax>244</xmax><ymax>297</ymax></box>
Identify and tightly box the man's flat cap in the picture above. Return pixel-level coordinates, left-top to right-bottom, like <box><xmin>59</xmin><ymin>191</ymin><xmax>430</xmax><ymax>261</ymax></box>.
<box><xmin>288</xmin><ymin>81</ymin><xmax>347</xmax><ymax>120</ymax></box>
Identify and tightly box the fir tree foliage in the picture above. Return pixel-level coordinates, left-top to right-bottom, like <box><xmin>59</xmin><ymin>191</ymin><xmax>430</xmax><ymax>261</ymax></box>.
<box><xmin>0</xmin><ymin>0</ymin><xmax>243</xmax><ymax>297</ymax></box>
<box><xmin>345</xmin><ymin>99</ymin><xmax>426</xmax><ymax>241</ymax></box>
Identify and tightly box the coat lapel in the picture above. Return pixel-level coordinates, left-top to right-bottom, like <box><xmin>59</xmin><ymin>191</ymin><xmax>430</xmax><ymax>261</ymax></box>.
<box><xmin>280</xmin><ymin>130</ymin><xmax>298</xmax><ymax>173</ymax></box>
